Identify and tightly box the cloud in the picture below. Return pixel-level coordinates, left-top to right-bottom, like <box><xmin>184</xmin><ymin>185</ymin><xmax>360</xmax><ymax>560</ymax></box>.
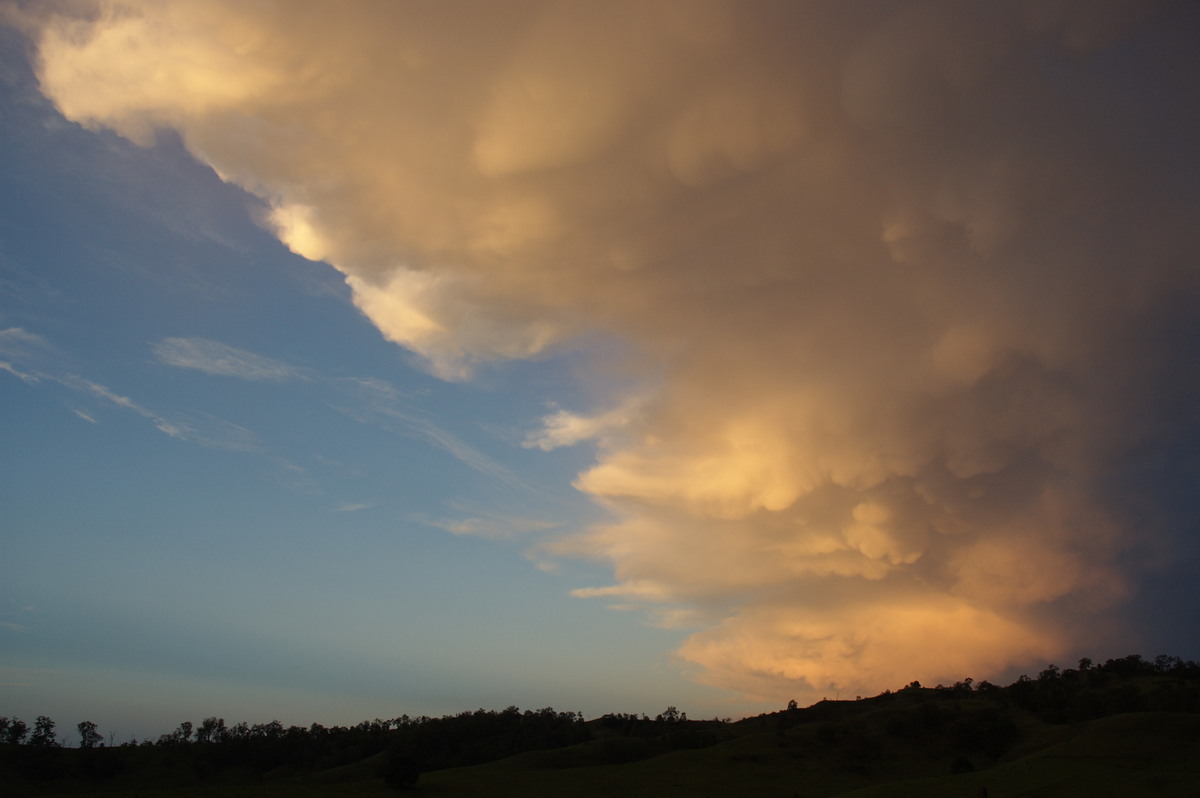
<box><xmin>524</xmin><ymin>402</ymin><xmax>640</xmax><ymax>452</ymax></box>
<box><xmin>1</xmin><ymin>323</ymin><xmax>524</xmax><ymax>500</ymax></box>
<box><xmin>333</xmin><ymin>377</ymin><xmax>522</xmax><ymax>487</ymax></box>
<box><xmin>61</xmin><ymin>373</ymin><xmax>263</xmax><ymax>452</ymax></box>
<box><xmin>0</xmin><ymin>360</ymin><xmax>39</xmax><ymax>384</ymax></box>
<box><xmin>426</xmin><ymin>512</ymin><xmax>559</xmax><ymax>542</ymax></box>
<box><xmin>145</xmin><ymin>333</ymin><xmax>537</xmax><ymax>483</ymax></box>
<box><xmin>153</xmin><ymin>337</ymin><xmax>304</xmax><ymax>381</ymax></box>
<box><xmin>0</xmin><ymin>332</ymin><xmax>264</xmax><ymax>453</ymax></box>
<box><xmin>0</xmin><ymin>326</ymin><xmax>50</xmax><ymax>360</ymax></box>
<box><xmin>334</xmin><ymin>502</ymin><xmax>375</xmax><ymax>514</ymax></box>
<box><xmin>19</xmin><ymin>0</ymin><xmax>1200</xmax><ymax>703</ymax></box>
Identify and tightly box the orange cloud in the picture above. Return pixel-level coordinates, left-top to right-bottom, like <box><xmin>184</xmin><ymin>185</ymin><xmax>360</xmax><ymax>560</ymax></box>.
<box><xmin>678</xmin><ymin>592</ymin><xmax>1063</xmax><ymax>700</ymax></box>
<box><xmin>19</xmin><ymin>0</ymin><xmax>1197</xmax><ymax>704</ymax></box>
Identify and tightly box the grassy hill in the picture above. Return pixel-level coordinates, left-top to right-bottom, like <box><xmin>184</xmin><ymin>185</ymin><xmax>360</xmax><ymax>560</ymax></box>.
<box><xmin>418</xmin><ymin>707</ymin><xmax>1200</xmax><ymax>797</ymax></box>
<box><xmin>4</xmin><ymin>656</ymin><xmax>1199</xmax><ymax>796</ymax></box>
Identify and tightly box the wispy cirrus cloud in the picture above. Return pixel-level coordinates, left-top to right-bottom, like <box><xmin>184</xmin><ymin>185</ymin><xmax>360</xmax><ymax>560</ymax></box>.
<box><xmin>0</xmin><ymin>326</ymin><xmax>50</xmax><ymax>359</ymax></box>
<box><xmin>0</xmin><ymin>328</ymin><xmax>264</xmax><ymax>453</ymax></box>
<box><xmin>333</xmin><ymin>376</ymin><xmax>522</xmax><ymax>488</ymax></box>
<box><xmin>2</xmin><ymin>325</ymin><xmax>534</xmax><ymax>506</ymax></box>
<box><xmin>1</xmin><ymin>327</ymin><xmax>52</xmax><ymax>383</ymax></box>
<box><xmin>152</xmin><ymin>338</ymin><xmax>516</xmax><ymax>486</ymax></box>
<box><xmin>425</xmin><ymin>510</ymin><xmax>560</xmax><ymax>542</ymax></box>
<box><xmin>0</xmin><ymin>359</ymin><xmax>39</xmax><ymax>383</ymax></box>
<box><xmin>59</xmin><ymin>373</ymin><xmax>262</xmax><ymax>453</ymax></box>
<box><xmin>334</xmin><ymin>502</ymin><xmax>375</xmax><ymax>513</ymax></box>
<box><xmin>153</xmin><ymin>337</ymin><xmax>305</xmax><ymax>381</ymax></box>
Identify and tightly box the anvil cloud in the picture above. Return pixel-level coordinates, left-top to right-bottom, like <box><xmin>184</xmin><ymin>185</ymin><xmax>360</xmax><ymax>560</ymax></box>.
<box><xmin>15</xmin><ymin>0</ymin><xmax>1199</xmax><ymax>702</ymax></box>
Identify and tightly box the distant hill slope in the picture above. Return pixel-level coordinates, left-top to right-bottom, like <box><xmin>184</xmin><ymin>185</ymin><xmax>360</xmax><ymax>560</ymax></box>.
<box><xmin>3</xmin><ymin>655</ymin><xmax>1199</xmax><ymax>795</ymax></box>
<box><xmin>420</xmin><ymin>709</ymin><xmax>1200</xmax><ymax>797</ymax></box>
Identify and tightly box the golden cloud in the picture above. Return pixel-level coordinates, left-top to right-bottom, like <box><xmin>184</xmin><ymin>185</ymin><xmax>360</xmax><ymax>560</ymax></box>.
<box><xmin>20</xmin><ymin>0</ymin><xmax>1198</xmax><ymax>703</ymax></box>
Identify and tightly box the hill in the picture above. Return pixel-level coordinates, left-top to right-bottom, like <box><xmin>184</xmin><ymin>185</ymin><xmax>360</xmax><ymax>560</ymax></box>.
<box><xmin>3</xmin><ymin>654</ymin><xmax>1199</xmax><ymax>796</ymax></box>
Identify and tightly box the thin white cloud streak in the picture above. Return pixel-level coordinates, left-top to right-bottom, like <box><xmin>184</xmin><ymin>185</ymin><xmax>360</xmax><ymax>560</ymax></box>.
<box><xmin>0</xmin><ymin>330</ymin><xmax>264</xmax><ymax>453</ymax></box>
<box><xmin>153</xmin><ymin>337</ymin><xmax>305</xmax><ymax>382</ymax></box>
<box><xmin>150</xmin><ymin>331</ymin><xmax>522</xmax><ymax>483</ymax></box>
<box><xmin>3</xmin><ymin>323</ymin><xmax>527</xmax><ymax>505</ymax></box>
<box><xmin>0</xmin><ymin>360</ymin><xmax>40</xmax><ymax>384</ymax></box>
<box><xmin>18</xmin><ymin>0</ymin><xmax>1200</xmax><ymax>702</ymax></box>
<box><xmin>334</xmin><ymin>502</ymin><xmax>375</xmax><ymax>514</ymax></box>
<box><xmin>149</xmin><ymin>337</ymin><xmax>514</xmax><ymax>484</ymax></box>
<box><xmin>0</xmin><ymin>326</ymin><xmax>50</xmax><ymax>359</ymax></box>
<box><xmin>425</xmin><ymin>511</ymin><xmax>560</xmax><ymax>542</ymax></box>
<box><xmin>59</xmin><ymin>373</ymin><xmax>263</xmax><ymax>453</ymax></box>
<box><xmin>332</xmin><ymin>376</ymin><xmax>524</xmax><ymax>489</ymax></box>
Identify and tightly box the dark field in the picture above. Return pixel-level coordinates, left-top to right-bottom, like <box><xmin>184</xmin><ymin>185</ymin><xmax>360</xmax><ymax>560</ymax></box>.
<box><xmin>4</xmin><ymin>655</ymin><xmax>1199</xmax><ymax>796</ymax></box>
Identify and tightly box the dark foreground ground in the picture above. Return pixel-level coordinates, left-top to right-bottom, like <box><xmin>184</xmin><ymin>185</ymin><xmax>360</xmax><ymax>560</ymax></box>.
<box><xmin>4</xmin><ymin>656</ymin><xmax>1199</xmax><ymax>796</ymax></box>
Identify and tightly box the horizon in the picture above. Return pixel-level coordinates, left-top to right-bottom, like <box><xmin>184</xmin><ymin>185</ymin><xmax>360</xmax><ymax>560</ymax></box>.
<box><xmin>4</xmin><ymin>651</ymin><xmax>1190</xmax><ymax>748</ymax></box>
<box><xmin>2</xmin><ymin>1</ymin><xmax>1198</xmax><ymax>744</ymax></box>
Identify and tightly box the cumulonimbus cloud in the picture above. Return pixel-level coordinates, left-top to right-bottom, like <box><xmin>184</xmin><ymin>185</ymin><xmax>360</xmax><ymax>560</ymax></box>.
<box><xmin>15</xmin><ymin>0</ymin><xmax>1199</xmax><ymax>702</ymax></box>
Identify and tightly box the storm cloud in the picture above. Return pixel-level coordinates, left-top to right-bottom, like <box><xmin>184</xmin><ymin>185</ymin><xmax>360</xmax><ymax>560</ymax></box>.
<box><xmin>16</xmin><ymin>0</ymin><xmax>1199</xmax><ymax>701</ymax></box>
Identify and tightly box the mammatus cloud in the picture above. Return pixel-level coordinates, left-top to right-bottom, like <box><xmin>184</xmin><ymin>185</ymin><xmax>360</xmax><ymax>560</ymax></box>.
<box><xmin>15</xmin><ymin>1</ymin><xmax>1200</xmax><ymax>701</ymax></box>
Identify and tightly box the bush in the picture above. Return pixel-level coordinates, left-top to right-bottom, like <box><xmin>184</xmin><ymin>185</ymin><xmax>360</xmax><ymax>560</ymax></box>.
<box><xmin>381</xmin><ymin>748</ymin><xmax>419</xmax><ymax>788</ymax></box>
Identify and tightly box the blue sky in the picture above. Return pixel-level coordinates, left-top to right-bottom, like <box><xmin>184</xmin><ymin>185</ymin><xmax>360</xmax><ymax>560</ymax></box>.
<box><xmin>3</xmin><ymin>1</ymin><xmax>1199</xmax><ymax>745</ymax></box>
<box><xmin>0</xmin><ymin>32</ymin><xmax>736</xmax><ymax>739</ymax></box>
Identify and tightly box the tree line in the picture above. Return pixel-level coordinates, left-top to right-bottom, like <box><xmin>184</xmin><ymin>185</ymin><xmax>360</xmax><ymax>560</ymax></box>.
<box><xmin>3</xmin><ymin>653</ymin><xmax>1198</xmax><ymax>788</ymax></box>
<box><xmin>769</xmin><ymin>652</ymin><xmax>1200</xmax><ymax>731</ymax></box>
<box><xmin>0</xmin><ymin>705</ymin><xmax>596</xmax><ymax>786</ymax></box>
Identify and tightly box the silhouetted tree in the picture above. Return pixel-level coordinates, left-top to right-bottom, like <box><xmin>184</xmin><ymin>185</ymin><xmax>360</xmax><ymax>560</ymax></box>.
<box><xmin>1155</xmin><ymin>654</ymin><xmax>1183</xmax><ymax>673</ymax></box>
<box><xmin>1102</xmin><ymin>654</ymin><xmax>1149</xmax><ymax>678</ymax></box>
<box><xmin>77</xmin><ymin>720</ymin><xmax>102</xmax><ymax>749</ymax></box>
<box><xmin>29</xmin><ymin>716</ymin><xmax>58</xmax><ymax>747</ymax></box>
<box><xmin>195</xmin><ymin>717</ymin><xmax>225</xmax><ymax>744</ymax></box>
<box><xmin>1038</xmin><ymin>664</ymin><xmax>1060</xmax><ymax>682</ymax></box>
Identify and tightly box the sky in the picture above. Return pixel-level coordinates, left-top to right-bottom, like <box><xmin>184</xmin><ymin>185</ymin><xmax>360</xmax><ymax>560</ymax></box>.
<box><xmin>1</xmin><ymin>0</ymin><xmax>1198</xmax><ymax>743</ymax></box>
